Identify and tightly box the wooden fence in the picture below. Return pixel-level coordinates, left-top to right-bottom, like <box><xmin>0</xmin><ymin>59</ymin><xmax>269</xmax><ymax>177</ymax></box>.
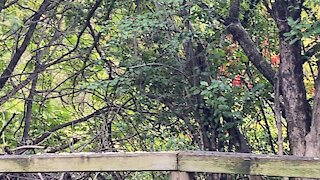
<box><xmin>1</xmin><ymin>151</ymin><xmax>320</xmax><ymax>179</ymax></box>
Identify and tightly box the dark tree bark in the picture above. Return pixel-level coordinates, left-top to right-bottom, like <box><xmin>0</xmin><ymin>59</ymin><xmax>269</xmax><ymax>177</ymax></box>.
<box><xmin>277</xmin><ymin>23</ymin><xmax>309</xmax><ymax>156</ymax></box>
<box><xmin>227</xmin><ymin>0</ymin><xmax>314</xmax><ymax>157</ymax></box>
<box><xmin>22</xmin><ymin>69</ymin><xmax>39</xmax><ymax>144</ymax></box>
<box><xmin>227</xmin><ymin>1</ymin><xmax>276</xmax><ymax>85</ymax></box>
<box><xmin>305</xmin><ymin>59</ymin><xmax>320</xmax><ymax>157</ymax></box>
<box><xmin>182</xmin><ymin>0</ymin><xmax>215</xmax><ymax>151</ymax></box>
<box><xmin>270</xmin><ymin>0</ymin><xmax>311</xmax><ymax>156</ymax></box>
<box><xmin>0</xmin><ymin>0</ymin><xmax>50</xmax><ymax>91</ymax></box>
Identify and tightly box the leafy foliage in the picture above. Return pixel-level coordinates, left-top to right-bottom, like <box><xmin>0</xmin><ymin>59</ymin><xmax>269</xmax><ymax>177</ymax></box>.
<box><xmin>0</xmin><ymin>0</ymin><xmax>319</xmax><ymax>179</ymax></box>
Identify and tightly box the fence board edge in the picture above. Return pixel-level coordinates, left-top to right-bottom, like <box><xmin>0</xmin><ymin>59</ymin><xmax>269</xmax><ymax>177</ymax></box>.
<box><xmin>178</xmin><ymin>151</ymin><xmax>320</xmax><ymax>178</ymax></box>
<box><xmin>0</xmin><ymin>152</ymin><xmax>178</xmax><ymax>172</ymax></box>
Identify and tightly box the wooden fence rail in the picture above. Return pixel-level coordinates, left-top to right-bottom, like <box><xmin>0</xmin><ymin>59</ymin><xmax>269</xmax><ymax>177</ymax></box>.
<box><xmin>0</xmin><ymin>151</ymin><xmax>320</xmax><ymax>179</ymax></box>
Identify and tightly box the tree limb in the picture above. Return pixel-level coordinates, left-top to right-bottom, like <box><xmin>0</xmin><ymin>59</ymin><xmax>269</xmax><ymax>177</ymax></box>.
<box><xmin>227</xmin><ymin>23</ymin><xmax>276</xmax><ymax>85</ymax></box>
<box><xmin>0</xmin><ymin>113</ymin><xmax>16</xmax><ymax>137</ymax></box>
<box><xmin>33</xmin><ymin>106</ymin><xmax>110</xmax><ymax>145</ymax></box>
<box><xmin>0</xmin><ymin>0</ymin><xmax>50</xmax><ymax>91</ymax></box>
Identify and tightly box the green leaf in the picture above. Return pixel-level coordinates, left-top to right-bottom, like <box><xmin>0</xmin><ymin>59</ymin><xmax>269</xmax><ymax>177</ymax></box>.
<box><xmin>200</xmin><ymin>81</ymin><xmax>209</xmax><ymax>86</ymax></box>
<box><xmin>218</xmin><ymin>104</ymin><xmax>229</xmax><ymax>111</ymax></box>
<box><xmin>192</xmin><ymin>89</ymin><xmax>201</xmax><ymax>95</ymax></box>
<box><xmin>252</xmin><ymin>83</ymin><xmax>265</xmax><ymax>92</ymax></box>
<box><xmin>217</xmin><ymin>96</ymin><xmax>227</xmax><ymax>103</ymax></box>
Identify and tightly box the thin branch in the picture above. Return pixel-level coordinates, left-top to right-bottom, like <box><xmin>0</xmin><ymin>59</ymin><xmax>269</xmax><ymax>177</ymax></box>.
<box><xmin>226</xmin><ymin>0</ymin><xmax>276</xmax><ymax>85</ymax></box>
<box><xmin>0</xmin><ymin>0</ymin><xmax>51</xmax><ymax>91</ymax></box>
<box><xmin>259</xmin><ymin>98</ymin><xmax>276</xmax><ymax>154</ymax></box>
<box><xmin>262</xmin><ymin>0</ymin><xmax>274</xmax><ymax>17</ymax></box>
<box><xmin>195</xmin><ymin>0</ymin><xmax>226</xmax><ymax>24</ymax></box>
<box><xmin>22</xmin><ymin>59</ymin><xmax>40</xmax><ymax>144</ymax></box>
<box><xmin>0</xmin><ymin>0</ymin><xmax>18</xmax><ymax>12</ymax></box>
<box><xmin>0</xmin><ymin>55</ymin><xmax>80</xmax><ymax>106</ymax></box>
<box><xmin>275</xmin><ymin>72</ymin><xmax>283</xmax><ymax>155</ymax></box>
<box><xmin>45</xmin><ymin>137</ymin><xmax>80</xmax><ymax>153</ymax></box>
<box><xmin>0</xmin><ymin>113</ymin><xmax>16</xmax><ymax>137</ymax></box>
<box><xmin>33</xmin><ymin>106</ymin><xmax>110</xmax><ymax>145</ymax></box>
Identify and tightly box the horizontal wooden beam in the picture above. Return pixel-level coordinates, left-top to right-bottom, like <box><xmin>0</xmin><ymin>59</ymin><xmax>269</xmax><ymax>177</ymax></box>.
<box><xmin>0</xmin><ymin>152</ymin><xmax>177</xmax><ymax>172</ymax></box>
<box><xmin>179</xmin><ymin>151</ymin><xmax>320</xmax><ymax>178</ymax></box>
<box><xmin>1</xmin><ymin>151</ymin><xmax>320</xmax><ymax>178</ymax></box>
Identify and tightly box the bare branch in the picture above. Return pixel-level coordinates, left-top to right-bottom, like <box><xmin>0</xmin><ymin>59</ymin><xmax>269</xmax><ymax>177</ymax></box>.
<box><xmin>33</xmin><ymin>106</ymin><xmax>110</xmax><ymax>145</ymax></box>
<box><xmin>0</xmin><ymin>0</ymin><xmax>18</xmax><ymax>12</ymax></box>
<box><xmin>0</xmin><ymin>113</ymin><xmax>16</xmax><ymax>137</ymax></box>
<box><xmin>0</xmin><ymin>0</ymin><xmax>51</xmax><ymax>91</ymax></box>
<box><xmin>227</xmin><ymin>23</ymin><xmax>276</xmax><ymax>85</ymax></box>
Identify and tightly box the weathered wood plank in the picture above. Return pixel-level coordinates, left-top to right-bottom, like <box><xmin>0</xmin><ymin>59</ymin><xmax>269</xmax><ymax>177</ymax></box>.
<box><xmin>2</xmin><ymin>151</ymin><xmax>320</xmax><ymax>178</ymax></box>
<box><xmin>0</xmin><ymin>152</ymin><xmax>177</xmax><ymax>173</ymax></box>
<box><xmin>178</xmin><ymin>151</ymin><xmax>320</xmax><ymax>178</ymax></box>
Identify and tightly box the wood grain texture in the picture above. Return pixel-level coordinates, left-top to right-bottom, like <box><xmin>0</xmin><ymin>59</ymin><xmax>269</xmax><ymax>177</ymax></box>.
<box><xmin>0</xmin><ymin>152</ymin><xmax>177</xmax><ymax>172</ymax></box>
<box><xmin>178</xmin><ymin>151</ymin><xmax>320</xmax><ymax>178</ymax></box>
<box><xmin>1</xmin><ymin>151</ymin><xmax>320</xmax><ymax>178</ymax></box>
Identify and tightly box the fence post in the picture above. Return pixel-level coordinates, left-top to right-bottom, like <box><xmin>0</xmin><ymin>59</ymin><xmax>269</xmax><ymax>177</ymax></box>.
<box><xmin>170</xmin><ymin>171</ymin><xmax>190</xmax><ymax>180</ymax></box>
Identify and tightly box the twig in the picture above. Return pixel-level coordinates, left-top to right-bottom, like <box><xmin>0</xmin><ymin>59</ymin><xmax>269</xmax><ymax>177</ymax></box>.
<box><xmin>45</xmin><ymin>137</ymin><xmax>80</xmax><ymax>153</ymax></box>
<box><xmin>0</xmin><ymin>113</ymin><xmax>16</xmax><ymax>137</ymax></box>
<box><xmin>275</xmin><ymin>72</ymin><xmax>283</xmax><ymax>155</ymax></box>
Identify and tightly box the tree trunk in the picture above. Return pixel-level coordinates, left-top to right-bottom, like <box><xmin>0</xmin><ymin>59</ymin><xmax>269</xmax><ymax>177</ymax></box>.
<box><xmin>273</xmin><ymin>1</ymin><xmax>311</xmax><ymax>156</ymax></box>
<box><xmin>278</xmin><ymin>36</ymin><xmax>309</xmax><ymax>156</ymax></box>
<box><xmin>305</xmin><ymin>59</ymin><xmax>320</xmax><ymax>157</ymax></box>
<box><xmin>227</xmin><ymin>0</ymin><xmax>314</xmax><ymax>157</ymax></box>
